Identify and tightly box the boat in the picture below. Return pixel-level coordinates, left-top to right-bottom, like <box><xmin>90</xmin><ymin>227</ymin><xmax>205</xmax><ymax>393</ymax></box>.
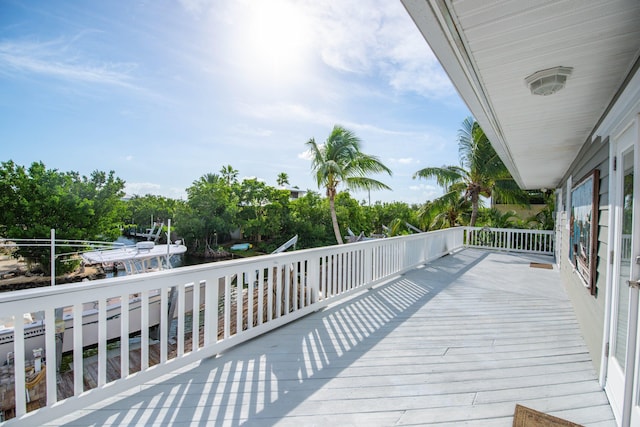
<box><xmin>230</xmin><ymin>243</ymin><xmax>252</xmax><ymax>251</ymax></box>
<box><xmin>81</xmin><ymin>241</ymin><xmax>187</xmax><ymax>274</ymax></box>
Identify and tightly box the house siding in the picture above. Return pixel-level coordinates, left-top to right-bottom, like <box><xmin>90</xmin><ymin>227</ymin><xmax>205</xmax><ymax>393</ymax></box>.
<box><xmin>559</xmin><ymin>137</ymin><xmax>609</xmax><ymax>375</ymax></box>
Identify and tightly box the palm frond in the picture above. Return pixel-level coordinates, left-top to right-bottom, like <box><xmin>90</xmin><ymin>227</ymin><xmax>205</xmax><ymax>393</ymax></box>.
<box><xmin>345</xmin><ymin>176</ymin><xmax>392</xmax><ymax>191</ymax></box>
<box><xmin>413</xmin><ymin>165</ymin><xmax>466</xmax><ymax>189</ymax></box>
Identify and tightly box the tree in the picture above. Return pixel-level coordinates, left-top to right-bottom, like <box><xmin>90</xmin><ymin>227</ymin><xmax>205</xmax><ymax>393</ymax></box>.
<box><xmin>419</xmin><ymin>196</ymin><xmax>471</xmax><ymax>230</ymax></box>
<box><xmin>199</xmin><ymin>173</ymin><xmax>221</xmax><ymax>185</ymax></box>
<box><xmin>284</xmin><ymin>191</ymin><xmax>335</xmax><ymax>248</ymax></box>
<box><xmin>306</xmin><ymin>125</ymin><xmax>392</xmax><ymax>244</ymax></box>
<box><xmin>124</xmin><ymin>194</ymin><xmax>181</xmax><ymax>230</ymax></box>
<box><xmin>0</xmin><ymin>161</ymin><xmax>125</xmax><ymax>273</ymax></box>
<box><xmin>276</xmin><ymin>172</ymin><xmax>289</xmax><ymax>187</ymax></box>
<box><xmin>526</xmin><ymin>191</ymin><xmax>556</xmax><ymax>230</ymax></box>
<box><xmin>175</xmin><ymin>173</ymin><xmax>240</xmax><ymax>256</ymax></box>
<box><xmin>220</xmin><ymin>165</ymin><xmax>238</xmax><ymax>186</ymax></box>
<box><xmin>413</xmin><ymin>117</ymin><xmax>526</xmax><ymax>227</ymax></box>
<box><xmin>237</xmin><ymin>178</ymin><xmax>289</xmax><ymax>242</ymax></box>
<box><xmin>479</xmin><ymin>208</ymin><xmax>520</xmax><ymax>228</ymax></box>
<box><xmin>370</xmin><ymin>201</ymin><xmax>421</xmax><ymax>233</ymax></box>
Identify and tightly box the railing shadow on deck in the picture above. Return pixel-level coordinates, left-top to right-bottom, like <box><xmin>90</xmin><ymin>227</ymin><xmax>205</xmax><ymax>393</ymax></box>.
<box><xmin>56</xmin><ymin>250</ymin><xmax>489</xmax><ymax>426</ymax></box>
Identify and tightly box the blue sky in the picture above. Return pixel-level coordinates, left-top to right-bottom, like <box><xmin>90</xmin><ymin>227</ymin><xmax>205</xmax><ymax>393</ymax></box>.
<box><xmin>0</xmin><ymin>0</ymin><xmax>469</xmax><ymax>204</ymax></box>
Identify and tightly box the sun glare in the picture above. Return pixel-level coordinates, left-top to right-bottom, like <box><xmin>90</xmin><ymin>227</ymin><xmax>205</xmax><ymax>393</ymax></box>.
<box><xmin>236</xmin><ymin>0</ymin><xmax>313</xmax><ymax>84</ymax></box>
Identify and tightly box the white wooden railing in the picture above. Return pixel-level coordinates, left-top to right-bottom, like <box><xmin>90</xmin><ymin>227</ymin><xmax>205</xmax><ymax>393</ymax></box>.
<box><xmin>464</xmin><ymin>227</ymin><xmax>555</xmax><ymax>255</ymax></box>
<box><xmin>0</xmin><ymin>228</ymin><xmax>464</xmax><ymax>425</ymax></box>
<box><xmin>0</xmin><ymin>226</ymin><xmax>553</xmax><ymax>425</ymax></box>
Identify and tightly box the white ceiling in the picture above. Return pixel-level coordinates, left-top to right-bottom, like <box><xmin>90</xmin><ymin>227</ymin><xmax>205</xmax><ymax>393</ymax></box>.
<box><xmin>401</xmin><ymin>0</ymin><xmax>640</xmax><ymax>189</ymax></box>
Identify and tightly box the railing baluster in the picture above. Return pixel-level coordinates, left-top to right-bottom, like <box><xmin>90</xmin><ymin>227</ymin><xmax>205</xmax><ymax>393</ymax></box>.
<box><xmin>160</xmin><ymin>287</ymin><xmax>168</xmax><ymax>362</ymax></box>
<box><xmin>120</xmin><ymin>295</ymin><xmax>130</xmax><ymax>377</ymax></box>
<box><xmin>13</xmin><ymin>313</ymin><xmax>26</xmax><ymax>417</ymax></box>
<box><xmin>247</xmin><ymin>271</ymin><xmax>254</xmax><ymax>329</ymax></box>
<box><xmin>141</xmin><ymin>290</ymin><xmax>149</xmax><ymax>370</ymax></box>
<box><xmin>276</xmin><ymin>265</ymin><xmax>282</xmax><ymax>318</ymax></box>
<box><xmin>224</xmin><ymin>275</ymin><xmax>231</xmax><ymax>338</ymax></box>
<box><xmin>267</xmin><ymin>267</ymin><xmax>274</xmax><ymax>321</ymax></box>
<box><xmin>177</xmin><ymin>283</ymin><xmax>185</xmax><ymax>357</ymax></box>
<box><xmin>73</xmin><ymin>302</ymin><xmax>84</xmax><ymax>393</ymax></box>
<box><xmin>98</xmin><ymin>298</ymin><xmax>107</xmax><ymax>386</ymax></box>
<box><xmin>236</xmin><ymin>272</ymin><xmax>244</xmax><ymax>331</ymax></box>
<box><xmin>331</xmin><ymin>254</ymin><xmax>337</xmax><ymax>297</ymax></box>
<box><xmin>291</xmin><ymin>263</ymin><xmax>296</xmax><ymax>311</ymax></box>
<box><xmin>193</xmin><ymin>281</ymin><xmax>201</xmax><ymax>349</ymax></box>
<box><xmin>44</xmin><ymin>307</ymin><xmax>57</xmax><ymax>406</ymax></box>
<box><xmin>257</xmin><ymin>268</ymin><xmax>264</xmax><ymax>325</ymax></box>
<box><xmin>203</xmin><ymin>279</ymin><xmax>217</xmax><ymax>346</ymax></box>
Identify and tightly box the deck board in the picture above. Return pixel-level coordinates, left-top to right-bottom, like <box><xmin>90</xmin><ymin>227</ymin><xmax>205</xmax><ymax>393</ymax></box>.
<box><xmin>45</xmin><ymin>249</ymin><xmax>616</xmax><ymax>426</ymax></box>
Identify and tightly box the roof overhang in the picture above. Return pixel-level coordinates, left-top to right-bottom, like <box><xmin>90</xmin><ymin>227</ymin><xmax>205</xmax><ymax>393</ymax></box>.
<box><xmin>401</xmin><ymin>0</ymin><xmax>640</xmax><ymax>189</ymax></box>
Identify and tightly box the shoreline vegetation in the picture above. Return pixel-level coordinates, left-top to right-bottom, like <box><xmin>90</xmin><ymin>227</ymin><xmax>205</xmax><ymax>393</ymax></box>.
<box><xmin>0</xmin><ymin>256</ymin><xmax>105</xmax><ymax>292</ymax></box>
<box><xmin>0</xmin><ymin>121</ymin><xmax>554</xmax><ymax>293</ymax></box>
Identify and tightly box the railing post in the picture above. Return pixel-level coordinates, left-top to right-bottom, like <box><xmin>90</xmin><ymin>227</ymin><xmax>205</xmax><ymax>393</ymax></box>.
<box><xmin>51</xmin><ymin>228</ymin><xmax>55</xmax><ymax>286</ymax></box>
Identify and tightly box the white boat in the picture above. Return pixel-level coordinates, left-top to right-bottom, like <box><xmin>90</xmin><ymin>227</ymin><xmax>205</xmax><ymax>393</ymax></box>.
<box><xmin>81</xmin><ymin>241</ymin><xmax>187</xmax><ymax>274</ymax></box>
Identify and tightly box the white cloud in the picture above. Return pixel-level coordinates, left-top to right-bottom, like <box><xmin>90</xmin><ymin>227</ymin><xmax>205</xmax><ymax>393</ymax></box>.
<box><xmin>233</xmin><ymin>124</ymin><xmax>273</xmax><ymax>137</ymax></box>
<box><xmin>297</xmin><ymin>150</ymin><xmax>313</xmax><ymax>161</ymax></box>
<box><xmin>408</xmin><ymin>182</ymin><xmax>441</xmax><ymax>201</ymax></box>
<box><xmin>0</xmin><ymin>37</ymin><xmax>139</xmax><ymax>89</ymax></box>
<box><xmin>125</xmin><ymin>155</ymin><xmax>134</xmax><ymax>161</ymax></box>
<box><xmin>240</xmin><ymin>102</ymin><xmax>334</xmax><ymax>128</ymax></box>
<box><xmin>125</xmin><ymin>182</ymin><xmax>162</xmax><ymax>196</ymax></box>
<box><xmin>303</xmin><ymin>0</ymin><xmax>455</xmax><ymax>99</ymax></box>
<box><xmin>389</xmin><ymin>157</ymin><xmax>418</xmax><ymax>165</ymax></box>
<box><xmin>125</xmin><ymin>182</ymin><xmax>187</xmax><ymax>200</ymax></box>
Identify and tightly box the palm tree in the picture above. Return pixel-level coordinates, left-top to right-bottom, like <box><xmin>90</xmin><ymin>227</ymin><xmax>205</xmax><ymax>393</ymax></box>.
<box><xmin>413</xmin><ymin>117</ymin><xmax>526</xmax><ymax>227</ymax></box>
<box><xmin>420</xmin><ymin>195</ymin><xmax>471</xmax><ymax>230</ymax></box>
<box><xmin>276</xmin><ymin>172</ymin><xmax>289</xmax><ymax>187</ymax></box>
<box><xmin>197</xmin><ymin>173</ymin><xmax>220</xmax><ymax>185</ymax></box>
<box><xmin>220</xmin><ymin>165</ymin><xmax>238</xmax><ymax>186</ymax></box>
<box><xmin>306</xmin><ymin>125</ymin><xmax>392</xmax><ymax>244</ymax></box>
<box><xmin>481</xmin><ymin>208</ymin><xmax>519</xmax><ymax>228</ymax></box>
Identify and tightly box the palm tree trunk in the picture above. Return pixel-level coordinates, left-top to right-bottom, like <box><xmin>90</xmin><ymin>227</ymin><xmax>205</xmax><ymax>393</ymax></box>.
<box><xmin>329</xmin><ymin>195</ymin><xmax>344</xmax><ymax>244</ymax></box>
<box><xmin>470</xmin><ymin>192</ymin><xmax>480</xmax><ymax>227</ymax></box>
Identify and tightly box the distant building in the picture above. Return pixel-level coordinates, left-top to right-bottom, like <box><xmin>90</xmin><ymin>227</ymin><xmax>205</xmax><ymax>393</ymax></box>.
<box><xmin>282</xmin><ymin>187</ymin><xmax>306</xmax><ymax>200</ymax></box>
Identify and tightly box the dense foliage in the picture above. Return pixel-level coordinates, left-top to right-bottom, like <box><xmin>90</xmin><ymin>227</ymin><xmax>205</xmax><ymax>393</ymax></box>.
<box><xmin>124</xmin><ymin>194</ymin><xmax>182</xmax><ymax>230</ymax></box>
<box><xmin>0</xmin><ymin>161</ymin><xmax>125</xmax><ymax>273</ymax></box>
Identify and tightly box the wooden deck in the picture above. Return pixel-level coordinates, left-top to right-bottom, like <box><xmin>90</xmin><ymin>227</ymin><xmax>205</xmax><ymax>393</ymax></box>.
<box><xmin>44</xmin><ymin>249</ymin><xmax>615</xmax><ymax>426</ymax></box>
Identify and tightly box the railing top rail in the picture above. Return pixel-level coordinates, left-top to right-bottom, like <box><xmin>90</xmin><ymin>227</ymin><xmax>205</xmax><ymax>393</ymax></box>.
<box><xmin>465</xmin><ymin>226</ymin><xmax>554</xmax><ymax>235</ymax></box>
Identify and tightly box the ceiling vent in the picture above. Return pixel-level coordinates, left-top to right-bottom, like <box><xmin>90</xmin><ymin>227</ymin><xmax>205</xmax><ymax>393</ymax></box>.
<box><xmin>525</xmin><ymin>66</ymin><xmax>573</xmax><ymax>96</ymax></box>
